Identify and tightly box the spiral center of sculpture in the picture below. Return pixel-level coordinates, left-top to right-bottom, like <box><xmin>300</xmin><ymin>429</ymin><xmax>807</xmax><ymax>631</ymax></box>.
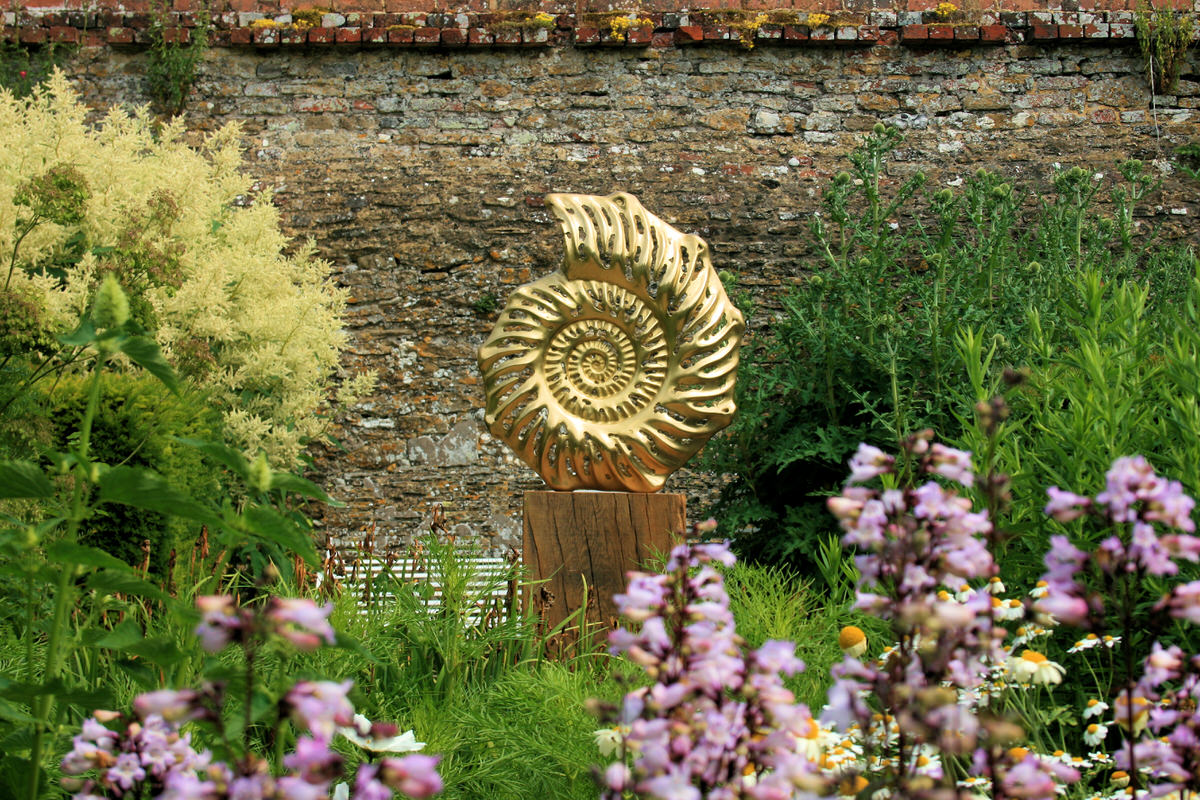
<box><xmin>544</xmin><ymin>316</ymin><xmax>666</xmax><ymax>423</ymax></box>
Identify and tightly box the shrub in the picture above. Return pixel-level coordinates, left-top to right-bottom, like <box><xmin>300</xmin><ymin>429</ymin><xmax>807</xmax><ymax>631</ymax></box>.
<box><xmin>0</xmin><ymin>73</ymin><xmax>369</xmax><ymax>470</ymax></box>
<box><xmin>956</xmin><ymin>270</ymin><xmax>1200</xmax><ymax>600</ymax></box>
<box><xmin>702</xmin><ymin>125</ymin><xmax>1192</xmax><ymax>576</ymax></box>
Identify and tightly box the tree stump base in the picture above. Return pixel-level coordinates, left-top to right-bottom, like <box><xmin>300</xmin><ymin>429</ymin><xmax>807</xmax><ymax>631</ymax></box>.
<box><xmin>523</xmin><ymin>490</ymin><xmax>686</xmax><ymax>636</ymax></box>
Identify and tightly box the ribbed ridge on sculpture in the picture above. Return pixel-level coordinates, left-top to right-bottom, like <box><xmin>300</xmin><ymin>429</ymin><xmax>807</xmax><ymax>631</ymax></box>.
<box><xmin>477</xmin><ymin>192</ymin><xmax>745</xmax><ymax>492</ymax></box>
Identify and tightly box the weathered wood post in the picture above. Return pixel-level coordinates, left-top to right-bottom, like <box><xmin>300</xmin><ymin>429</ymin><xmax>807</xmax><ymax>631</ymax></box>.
<box><xmin>522</xmin><ymin>490</ymin><xmax>685</xmax><ymax>631</ymax></box>
<box><xmin>477</xmin><ymin>192</ymin><xmax>744</xmax><ymax>633</ymax></box>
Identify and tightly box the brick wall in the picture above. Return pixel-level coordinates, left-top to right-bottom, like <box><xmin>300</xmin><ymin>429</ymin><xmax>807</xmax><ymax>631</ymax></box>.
<box><xmin>6</xmin><ymin>2</ymin><xmax>1200</xmax><ymax>555</ymax></box>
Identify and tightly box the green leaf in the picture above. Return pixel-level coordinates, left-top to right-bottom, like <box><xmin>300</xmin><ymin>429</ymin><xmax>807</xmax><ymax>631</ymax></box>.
<box><xmin>0</xmin><ymin>461</ymin><xmax>54</xmax><ymax>499</ymax></box>
<box><xmin>86</xmin><ymin>569</ymin><xmax>169</xmax><ymax>603</ymax></box>
<box><xmin>46</xmin><ymin>542</ymin><xmax>130</xmax><ymax>572</ymax></box>
<box><xmin>120</xmin><ymin>335</ymin><xmax>179</xmax><ymax>393</ymax></box>
<box><xmin>97</xmin><ymin>466</ymin><xmax>216</xmax><ymax>525</ymax></box>
<box><xmin>331</xmin><ymin>630</ymin><xmax>379</xmax><ymax>664</ymax></box>
<box><xmin>0</xmin><ymin>699</ymin><xmax>36</xmax><ymax>725</ymax></box>
<box><xmin>269</xmin><ymin>472</ymin><xmax>341</xmax><ymax>506</ymax></box>
<box><xmin>240</xmin><ymin>505</ymin><xmax>319</xmax><ymax>566</ymax></box>
<box><xmin>123</xmin><ymin>637</ymin><xmax>186</xmax><ymax>666</ymax></box>
<box><xmin>0</xmin><ymin>756</ymin><xmax>43</xmax><ymax>800</ymax></box>
<box><xmin>113</xmin><ymin>659</ymin><xmax>159</xmax><ymax>690</ymax></box>
<box><xmin>58</xmin><ymin>318</ymin><xmax>96</xmax><ymax>346</ymax></box>
<box><xmin>90</xmin><ymin>619</ymin><xmax>144</xmax><ymax>650</ymax></box>
<box><xmin>174</xmin><ymin>437</ymin><xmax>249</xmax><ymax>479</ymax></box>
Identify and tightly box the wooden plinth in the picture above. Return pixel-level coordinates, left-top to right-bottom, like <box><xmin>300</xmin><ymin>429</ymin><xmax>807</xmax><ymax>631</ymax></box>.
<box><xmin>523</xmin><ymin>491</ymin><xmax>685</xmax><ymax>633</ymax></box>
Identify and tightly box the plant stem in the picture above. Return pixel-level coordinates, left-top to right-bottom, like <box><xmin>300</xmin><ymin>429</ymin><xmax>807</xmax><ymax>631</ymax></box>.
<box><xmin>26</xmin><ymin>355</ymin><xmax>103</xmax><ymax>800</ymax></box>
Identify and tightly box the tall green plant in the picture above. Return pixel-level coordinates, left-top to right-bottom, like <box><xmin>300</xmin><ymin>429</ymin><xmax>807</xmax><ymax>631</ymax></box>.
<box><xmin>702</xmin><ymin>125</ymin><xmax>1189</xmax><ymax>575</ymax></box>
<box><xmin>0</xmin><ymin>278</ymin><xmax>344</xmax><ymax>796</ymax></box>
<box><xmin>956</xmin><ymin>268</ymin><xmax>1200</xmax><ymax>593</ymax></box>
<box><xmin>1134</xmin><ymin>0</ymin><xmax>1195</xmax><ymax>95</ymax></box>
<box><xmin>146</xmin><ymin>2</ymin><xmax>210</xmax><ymax>116</ymax></box>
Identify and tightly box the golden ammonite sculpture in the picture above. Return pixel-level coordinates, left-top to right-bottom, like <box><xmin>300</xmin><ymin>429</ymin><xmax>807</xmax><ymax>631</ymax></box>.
<box><xmin>477</xmin><ymin>192</ymin><xmax>745</xmax><ymax>493</ymax></box>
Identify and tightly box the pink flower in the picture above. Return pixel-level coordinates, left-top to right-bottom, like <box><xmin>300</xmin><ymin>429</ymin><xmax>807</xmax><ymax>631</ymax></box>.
<box><xmin>928</xmin><ymin>443</ymin><xmax>974</xmax><ymax>487</ymax></box>
<box><xmin>1044</xmin><ymin>487</ymin><xmax>1091</xmax><ymax>522</ymax></box>
<box><xmin>195</xmin><ymin>595</ymin><xmax>242</xmax><ymax>653</ymax></box>
<box><xmin>379</xmin><ymin>754</ymin><xmax>443</xmax><ymax>798</ymax></box>
<box><xmin>268</xmin><ymin>598</ymin><xmax>336</xmax><ymax>651</ymax></box>
<box><xmin>846</xmin><ymin>443</ymin><xmax>894</xmax><ymax>484</ymax></box>
<box><xmin>132</xmin><ymin>690</ymin><xmax>199</xmax><ymax>723</ymax></box>
<box><xmin>286</xmin><ymin>681</ymin><xmax>355</xmax><ymax>739</ymax></box>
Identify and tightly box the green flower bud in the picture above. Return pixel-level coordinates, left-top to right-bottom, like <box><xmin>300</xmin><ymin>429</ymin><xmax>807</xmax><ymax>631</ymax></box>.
<box><xmin>1028</xmin><ymin>261</ymin><xmax>1042</xmax><ymax>273</ymax></box>
<box><xmin>873</xmin><ymin>122</ymin><xmax>887</xmax><ymax>135</ymax></box>
<box><xmin>935</xmin><ymin>188</ymin><xmax>954</xmax><ymax>204</ymax></box>
<box><xmin>249</xmin><ymin>451</ymin><xmax>273</xmax><ymax>494</ymax></box>
<box><xmin>834</xmin><ymin>171</ymin><xmax>852</xmax><ymax>186</ymax></box>
<box><xmin>92</xmin><ymin>274</ymin><xmax>129</xmax><ymax>330</ymax></box>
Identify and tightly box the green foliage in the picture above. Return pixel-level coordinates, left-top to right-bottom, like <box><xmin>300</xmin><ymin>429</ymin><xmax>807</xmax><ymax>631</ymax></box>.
<box><xmin>363</xmin><ymin>533</ymin><xmax>540</xmax><ymax>711</ymax></box>
<box><xmin>702</xmin><ymin>125</ymin><xmax>1190</xmax><ymax>575</ymax></box>
<box><xmin>146</xmin><ymin>3</ymin><xmax>210</xmax><ymax>116</ymax></box>
<box><xmin>0</xmin><ymin>278</ymin><xmax>352</xmax><ymax>796</ymax></box>
<box><xmin>0</xmin><ymin>40</ymin><xmax>72</xmax><ymax>98</ymax></box>
<box><xmin>957</xmin><ymin>269</ymin><xmax>1200</xmax><ymax>593</ymax></box>
<box><xmin>472</xmin><ymin>292</ymin><xmax>498</xmax><ymax>316</ymax></box>
<box><xmin>44</xmin><ymin>373</ymin><xmax>221</xmax><ymax>575</ymax></box>
<box><xmin>428</xmin><ymin>664</ymin><xmax>620</xmax><ymax>800</ymax></box>
<box><xmin>720</xmin><ymin>558</ymin><xmax>876</xmax><ymax>709</ymax></box>
<box><xmin>1134</xmin><ymin>0</ymin><xmax>1195</xmax><ymax>94</ymax></box>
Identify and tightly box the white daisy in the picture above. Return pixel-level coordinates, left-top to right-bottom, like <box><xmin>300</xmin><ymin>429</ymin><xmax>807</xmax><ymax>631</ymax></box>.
<box><xmin>1082</xmin><ymin>699</ymin><xmax>1110</xmax><ymax>719</ymax></box>
<box><xmin>1083</xmin><ymin>722</ymin><xmax>1108</xmax><ymax>747</ymax></box>
<box><xmin>1068</xmin><ymin>633</ymin><xmax>1101</xmax><ymax>653</ymax></box>
<box><xmin>1009</xmin><ymin>649</ymin><xmax>1066</xmax><ymax>685</ymax></box>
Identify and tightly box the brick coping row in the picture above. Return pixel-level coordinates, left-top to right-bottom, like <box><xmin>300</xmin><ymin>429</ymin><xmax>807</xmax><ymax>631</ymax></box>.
<box><xmin>2</xmin><ymin>7</ymin><xmax>1147</xmax><ymax>48</ymax></box>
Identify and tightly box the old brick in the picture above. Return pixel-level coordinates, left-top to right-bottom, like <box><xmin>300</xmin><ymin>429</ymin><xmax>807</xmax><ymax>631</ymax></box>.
<box><xmin>675</xmin><ymin>24</ymin><xmax>703</xmax><ymax>42</ymax></box>
<box><xmin>980</xmin><ymin>24</ymin><xmax>1007</xmax><ymax>41</ymax></box>
<box><xmin>413</xmin><ymin>26</ymin><xmax>439</xmax><ymax>43</ymax></box>
<box><xmin>902</xmin><ymin>23</ymin><xmax>928</xmax><ymax>40</ymax></box>
<box><xmin>1031</xmin><ymin>23</ymin><xmax>1057</xmax><ymax>38</ymax></box>
<box><xmin>781</xmin><ymin>24</ymin><xmax>808</xmax><ymax>42</ymax></box>
<box><xmin>1058</xmin><ymin>24</ymin><xmax>1082</xmax><ymax>37</ymax></box>
<box><xmin>928</xmin><ymin>24</ymin><xmax>954</xmax><ymax>40</ymax></box>
<box><xmin>335</xmin><ymin>26</ymin><xmax>362</xmax><ymax>42</ymax></box>
<box><xmin>279</xmin><ymin>27</ymin><xmax>307</xmax><ymax>45</ymax></box>
<box><xmin>106</xmin><ymin>25</ymin><xmax>134</xmax><ymax>43</ymax></box>
<box><xmin>440</xmin><ymin>27</ymin><xmax>465</xmax><ymax>45</ymax></box>
<box><xmin>307</xmin><ymin>26</ymin><xmax>336</xmax><ymax>43</ymax></box>
<box><xmin>626</xmin><ymin>25</ymin><xmax>652</xmax><ymax>44</ymax></box>
<box><xmin>388</xmin><ymin>26</ymin><xmax>414</xmax><ymax>43</ymax></box>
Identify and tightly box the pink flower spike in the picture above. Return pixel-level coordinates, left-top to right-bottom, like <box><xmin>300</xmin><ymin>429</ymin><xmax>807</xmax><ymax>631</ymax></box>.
<box><xmin>846</xmin><ymin>443</ymin><xmax>894</xmax><ymax>484</ymax></box>
<box><xmin>268</xmin><ymin>598</ymin><xmax>336</xmax><ymax>651</ymax></box>
<box><xmin>1044</xmin><ymin>487</ymin><xmax>1091</xmax><ymax>522</ymax></box>
<box><xmin>928</xmin><ymin>443</ymin><xmax>974</xmax><ymax>488</ymax></box>
<box><xmin>132</xmin><ymin>690</ymin><xmax>199</xmax><ymax>723</ymax></box>
<box><xmin>379</xmin><ymin>754</ymin><xmax>443</xmax><ymax>798</ymax></box>
<box><xmin>195</xmin><ymin>595</ymin><xmax>242</xmax><ymax>653</ymax></box>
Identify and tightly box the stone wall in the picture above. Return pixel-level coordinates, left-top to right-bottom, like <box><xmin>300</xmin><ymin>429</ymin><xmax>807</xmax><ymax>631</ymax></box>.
<box><xmin>7</xmin><ymin>2</ymin><xmax>1200</xmax><ymax>555</ymax></box>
